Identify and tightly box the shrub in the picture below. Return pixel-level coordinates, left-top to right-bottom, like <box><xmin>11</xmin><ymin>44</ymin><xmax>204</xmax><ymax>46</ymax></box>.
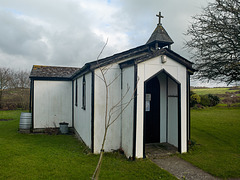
<box><xmin>190</xmin><ymin>91</ymin><xmax>201</xmax><ymax>107</ymax></box>
<box><xmin>208</xmin><ymin>94</ymin><xmax>220</xmax><ymax>106</ymax></box>
<box><xmin>200</xmin><ymin>94</ymin><xmax>220</xmax><ymax>107</ymax></box>
<box><xmin>200</xmin><ymin>95</ymin><xmax>211</xmax><ymax>106</ymax></box>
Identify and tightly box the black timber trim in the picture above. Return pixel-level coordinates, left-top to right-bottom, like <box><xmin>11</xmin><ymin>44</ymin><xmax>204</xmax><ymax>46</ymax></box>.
<box><xmin>119</xmin><ymin>59</ymin><xmax>135</xmax><ymax>69</ymax></box>
<box><xmin>72</xmin><ymin>64</ymin><xmax>91</xmax><ymax>80</ymax></box>
<box><xmin>75</xmin><ymin>80</ymin><xmax>78</xmax><ymax>106</ymax></box>
<box><xmin>159</xmin><ymin>76</ymin><xmax>162</xmax><ymax>144</ymax></box>
<box><xmin>178</xmin><ymin>83</ymin><xmax>182</xmax><ymax>153</ymax></box>
<box><xmin>91</xmin><ymin>71</ymin><xmax>95</xmax><ymax>153</ymax></box>
<box><xmin>120</xmin><ymin>48</ymin><xmax>195</xmax><ymax>72</ymax></box>
<box><xmin>30</xmin><ymin>77</ymin><xmax>72</xmax><ymax>81</ymax></box>
<box><xmin>187</xmin><ymin>69</ymin><xmax>195</xmax><ymax>75</ymax></box>
<box><xmin>71</xmin><ymin>45</ymin><xmax>150</xmax><ymax>79</ymax></box>
<box><xmin>187</xmin><ymin>70</ymin><xmax>190</xmax><ymax>152</ymax></box>
<box><xmin>168</xmin><ymin>95</ymin><xmax>178</xmax><ymax>97</ymax></box>
<box><xmin>146</xmin><ymin>40</ymin><xmax>174</xmax><ymax>48</ymax></box>
<box><xmin>72</xmin><ymin>81</ymin><xmax>74</xmax><ymax>128</ymax></box>
<box><xmin>166</xmin><ymin>77</ymin><xmax>169</xmax><ymax>142</ymax></box>
<box><xmin>164</xmin><ymin>49</ymin><xmax>194</xmax><ymax>68</ymax></box>
<box><xmin>143</xmin><ymin>81</ymin><xmax>146</xmax><ymax>158</ymax></box>
<box><xmin>82</xmin><ymin>75</ymin><xmax>86</xmax><ymax>110</ymax></box>
<box><xmin>86</xmin><ymin>46</ymin><xmax>149</xmax><ymax>70</ymax></box>
<box><xmin>132</xmin><ymin>64</ymin><xmax>137</xmax><ymax>160</ymax></box>
<box><xmin>144</xmin><ymin>69</ymin><xmax>181</xmax><ymax>85</ymax></box>
<box><xmin>31</xmin><ymin>80</ymin><xmax>34</xmax><ymax>130</ymax></box>
<box><xmin>29</xmin><ymin>79</ymin><xmax>32</xmax><ymax>113</ymax></box>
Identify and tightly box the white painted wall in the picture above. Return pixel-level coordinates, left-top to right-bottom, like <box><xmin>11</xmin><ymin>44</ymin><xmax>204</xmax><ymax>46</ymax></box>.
<box><xmin>34</xmin><ymin>81</ymin><xmax>72</xmax><ymax>128</ymax></box>
<box><xmin>74</xmin><ymin>73</ymin><xmax>92</xmax><ymax>148</ymax></box>
<box><xmin>121</xmin><ymin>66</ymin><xmax>135</xmax><ymax>158</ymax></box>
<box><xmin>168</xmin><ymin>77</ymin><xmax>179</xmax><ymax>147</ymax></box>
<box><xmin>168</xmin><ymin>97</ymin><xmax>178</xmax><ymax>147</ymax></box>
<box><xmin>94</xmin><ymin>64</ymin><xmax>122</xmax><ymax>153</ymax></box>
<box><xmin>136</xmin><ymin>55</ymin><xmax>187</xmax><ymax>158</ymax></box>
<box><xmin>158</xmin><ymin>74</ymin><xmax>167</xmax><ymax>143</ymax></box>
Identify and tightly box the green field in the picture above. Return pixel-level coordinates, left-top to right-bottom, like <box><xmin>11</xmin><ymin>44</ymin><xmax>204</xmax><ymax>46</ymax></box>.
<box><xmin>180</xmin><ymin>107</ymin><xmax>240</xmax><ymax>178</ymax></box>
<box><xmin>192</xmin><ymin>87</ymin><xmax>240</xmax><ymax>107</ymax></box>
<box><xmin>192</xmin><ymin>87</ymin><xmax>239</xmax><ymax>95</ymax></box>
<box><xmin>0</xmin><ymin>110</ymin><xmax>176</xmax><ymax>180</ymax></box>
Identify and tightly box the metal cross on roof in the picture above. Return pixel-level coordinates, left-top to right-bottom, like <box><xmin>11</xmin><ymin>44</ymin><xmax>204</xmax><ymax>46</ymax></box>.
<box><xmin>156</xmin><ymin>12</ymin><xmax>164</xmax><ymax>25</ymax></box>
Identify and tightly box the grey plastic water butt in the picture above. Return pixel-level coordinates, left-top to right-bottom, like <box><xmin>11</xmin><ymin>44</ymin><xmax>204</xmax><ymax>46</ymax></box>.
<box><xmin>19</xmin><ymin>112</ymin><xmax>32</xmax><ymax>130</ymax></box>
<box><xmin>59</xmin><ymin>122</ymin><xmax>69</xmax><ymax>134</ymax></box>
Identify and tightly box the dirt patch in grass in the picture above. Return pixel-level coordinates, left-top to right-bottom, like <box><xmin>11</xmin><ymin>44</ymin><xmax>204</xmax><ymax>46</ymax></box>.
<box><xmin>0</xmin><ymin>119</ymin><xmax>13</xmax><ymax>121</ymax></box>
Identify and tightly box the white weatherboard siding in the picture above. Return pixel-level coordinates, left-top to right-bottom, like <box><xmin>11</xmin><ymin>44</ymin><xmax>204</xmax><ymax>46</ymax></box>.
<box><xmin>136</xmin><ymin>55</ymin><xmax>187</xmax><ymax>158</ymax></box>
<box><xmin>74</xmin><ymin>73</ymin><xmax>92</xmax><ymax>148</ymax></box>
<box><xmin>121</xmin><ymin>66</ymin><xmax>135</xmax><ymax>158</ymax></box>
<box><xmin>94</xmin><ymin>64</ymin><xmax>122</xmax><ymax>153</ymax></box>
<box><xmin>34</xmin><ymin>81</ymin><xmax>72</xmax><ymax>128</ymax></box>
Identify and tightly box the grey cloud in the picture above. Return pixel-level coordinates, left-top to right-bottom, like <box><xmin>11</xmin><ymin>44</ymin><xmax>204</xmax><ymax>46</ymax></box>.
<box><xmin>113</xmin><ymin>0</ymin><xmax>214</xmax><ymax>57</ymax></box>
<box><xmin>0</xmin><ymin>0</ymin><xmax>213</xmax><ymax>72</ymax></box>
<box><xmin>0</xmin><ymin>11</ymin><xmax>49</xmax><ymax>62</ymax></box>
<box><xmin>0</xmin><ymin>0</ymin><xmax>114</xmax><ymax>69</ymax></box>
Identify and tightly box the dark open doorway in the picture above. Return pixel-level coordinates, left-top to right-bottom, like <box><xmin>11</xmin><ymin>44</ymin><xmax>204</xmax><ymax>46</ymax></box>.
<box><xmin>145</xmin><ymin>76</ymin><xmax>160</xmax><ymax>143</ymax></box>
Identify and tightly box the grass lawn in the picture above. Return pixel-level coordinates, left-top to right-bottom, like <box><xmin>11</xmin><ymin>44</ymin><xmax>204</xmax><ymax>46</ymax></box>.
<box><xmin>179</xmin><ymin>107</ymin><xmax>240</xmax><ymax>178</ymax></box>
<box><xmin>0</xmin><ymin>110</ymin><xmax>176</xmax><ymax>180</ymax></box>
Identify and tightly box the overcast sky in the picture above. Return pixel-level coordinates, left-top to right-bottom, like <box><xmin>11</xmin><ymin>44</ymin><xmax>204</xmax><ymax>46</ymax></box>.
<box><xmin>1</xmin><ymin>0</ymin><xmax>219</xmax><ymax>86</ymax></box>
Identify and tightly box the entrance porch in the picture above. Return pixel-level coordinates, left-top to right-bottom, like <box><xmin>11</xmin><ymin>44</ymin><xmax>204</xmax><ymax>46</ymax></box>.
<box><xmin>143</xmin><ymin>70</ymin><xmax>181</xmax><ymax>157</ymax></box>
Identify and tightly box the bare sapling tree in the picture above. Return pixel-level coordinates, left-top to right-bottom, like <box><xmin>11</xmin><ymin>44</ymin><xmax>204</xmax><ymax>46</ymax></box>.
<box><xmin>0</xmin><ymin>67</ymin><xmax>12</xmax><ymax>108</ymax></box>
<box><xmin>10</xmin><ymin>70</ymin><xmax>30</xmax><ymax>88</ymax></box>
<box><xmin>11</xmin><ymin>70</ymin><xmax>31</xmax><ymax>109</ymax></box>
<box><xmin>91</xmin><ymin>40</ymin><xmax>138</xmax><ymax>180</ymax></box>
<box><xmin>0</xmin><ymin>67</ymin><xmax>30</xmax><ymax>109</ymax></box>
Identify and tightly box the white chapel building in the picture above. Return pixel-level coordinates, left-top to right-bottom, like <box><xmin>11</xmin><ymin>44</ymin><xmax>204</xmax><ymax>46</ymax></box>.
<box><xmin>29</xmin><ymin>14</ymin><xmax>195</xmax><ymax>159</ymax></box>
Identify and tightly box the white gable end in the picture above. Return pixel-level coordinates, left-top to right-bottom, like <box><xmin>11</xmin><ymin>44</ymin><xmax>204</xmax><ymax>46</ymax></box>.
<box><xmin>34</xmin><ymin>81</ymin><xmax>72</xmax><ymax>129</ymax></box>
